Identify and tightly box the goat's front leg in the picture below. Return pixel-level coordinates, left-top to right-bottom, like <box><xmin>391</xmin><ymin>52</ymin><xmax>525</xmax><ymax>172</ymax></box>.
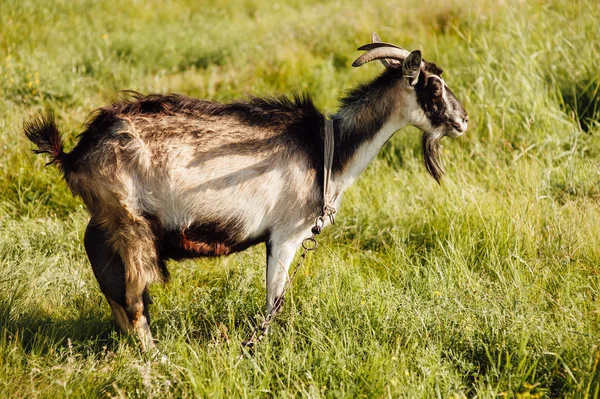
<box><xmin>265</xmin><ymin>240</ymin><xmax>301</xmax><ymax>314</ymax></box>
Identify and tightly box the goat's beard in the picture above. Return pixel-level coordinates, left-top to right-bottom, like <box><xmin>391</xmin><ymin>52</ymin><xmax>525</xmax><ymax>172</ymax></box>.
<box><xmin>422</xmin><ymin>131</ymin><xmax>445</xmax><ymax>184</ymax></box>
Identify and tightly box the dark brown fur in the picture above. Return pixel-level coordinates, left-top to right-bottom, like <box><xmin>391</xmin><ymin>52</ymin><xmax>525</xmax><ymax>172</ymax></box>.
<box><xmin>23</xmin><ymin>113</ymin><xmax>68</xmax><ymax>171</ymax></box>
<box><xmin>79</xmin><ymin>91</ymin><xmax>325</xmax><ymax>166</ymax></box>
<box><xmin>181</xmin><ymin>229</ymin><xmax>232</xmax><ymax>257</ymax></box>
<box><xmin>414</xmin><ymin>65</ymin><xmax>467</xmax><ymax>183</ymax></box>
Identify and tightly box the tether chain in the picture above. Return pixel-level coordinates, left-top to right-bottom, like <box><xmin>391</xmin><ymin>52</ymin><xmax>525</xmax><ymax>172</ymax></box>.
<box><xmin>237</xmin><ymin>119</ymin><xmax>337</xmax><ymax>363</ymax></box>
<box><xmin>236</xmin><ymin>216</ymin><xmax>328</xmax><ymax>363</ymax></box>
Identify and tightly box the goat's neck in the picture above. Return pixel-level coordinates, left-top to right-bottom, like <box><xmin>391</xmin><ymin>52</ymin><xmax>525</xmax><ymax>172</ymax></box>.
<box><xmin>331</xmin><ymin>75</ymin><xmax>408</xmax><ymax>195</ymax></box>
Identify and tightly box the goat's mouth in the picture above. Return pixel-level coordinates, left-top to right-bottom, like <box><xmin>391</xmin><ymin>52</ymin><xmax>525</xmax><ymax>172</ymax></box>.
<box><xmin>447</xmin><ymin>121</ymin><xmax>467</xmax><ymax>138</ymax></box>
<box><xmin>422</xmin><ymin>131</ymin><xmax>444</xmax><ymax>184</ymax></box>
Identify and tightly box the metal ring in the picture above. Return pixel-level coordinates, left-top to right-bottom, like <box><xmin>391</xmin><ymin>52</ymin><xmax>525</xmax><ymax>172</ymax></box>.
<box><xmin>315</xmin><ymin>216</ymin><xmax>325</xmax><ymax>228</ymax></box>
<box><xmin>302</xmin><ymin>237</ymin><xmax>318</xmax><ymax>251</ymax></box>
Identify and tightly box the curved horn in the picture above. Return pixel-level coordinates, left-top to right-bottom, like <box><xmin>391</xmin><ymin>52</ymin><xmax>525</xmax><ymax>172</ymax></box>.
<box><xmin>357</xmin><ymin>42</ymin><xmax>408</xmax><ymax>52</ymax></box>
<box><xmin>352</xmin><ymin>46</ymin><xmax>412</xmax><ymax>67</ymax></box>
<box><xmin>369</xmin><ymin>33</ymin><xmax>401</xmax><ymax>69</ymax></box>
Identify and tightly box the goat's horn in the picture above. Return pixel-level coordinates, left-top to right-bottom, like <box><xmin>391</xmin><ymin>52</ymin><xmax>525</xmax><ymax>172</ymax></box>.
<box><xmin>357</xmin><ymin>42</ymin><xmax>407</xmax><ymax>52</ymax></box>
<box><xmin>369</xmin><ymin>33</ymin><xmax>395</xmax><ymax>69</ymax></box>
<box><xmin>352</xmin><ymin>47</ymin><xmax>412</xmax><ymax>67</ymax></box>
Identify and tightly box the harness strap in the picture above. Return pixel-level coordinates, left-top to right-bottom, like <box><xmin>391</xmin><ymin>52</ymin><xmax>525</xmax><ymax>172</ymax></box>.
<box><xmin>322</xmin><ymin>119</ymin><xmax>337</xmax><ymax>225</ymax></box>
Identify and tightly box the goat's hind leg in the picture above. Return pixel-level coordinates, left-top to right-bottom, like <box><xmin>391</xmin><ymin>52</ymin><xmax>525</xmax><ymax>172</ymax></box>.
<box><xmin>111</xmin><ymin>215</ymin><xmax>163</xmax><ymax>352</ymax></box>
<box><xmin>84</xmin><ymin>222</ymin><xmax>154</xmax><ymax>349</ymax></box>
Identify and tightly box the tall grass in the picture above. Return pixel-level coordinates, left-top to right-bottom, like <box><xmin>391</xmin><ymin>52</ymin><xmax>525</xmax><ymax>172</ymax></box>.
<box><xmin>1</xmin><ymin>0</ymin><xmax>599</xmax><ymax>397</ymax></box>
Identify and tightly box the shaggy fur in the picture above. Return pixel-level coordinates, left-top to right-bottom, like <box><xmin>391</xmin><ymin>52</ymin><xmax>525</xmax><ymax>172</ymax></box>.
<box><xmin>24</xmin><ymin>113</ymin><xmax>67</xmax><ymax>171</ymax></box>
<box><xmin>24</xmin><ymin>36</ymin><xmax>467</xmax><ymax>351</ymax></box>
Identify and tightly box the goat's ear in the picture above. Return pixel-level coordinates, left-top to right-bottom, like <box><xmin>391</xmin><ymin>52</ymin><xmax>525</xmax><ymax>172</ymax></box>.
<box><xmin>371</xmin><ymin>32</ymin><xmax>402</xmax><ymax>69</ymax></box>
<box><xmin>402</xmin><ymin>50</ymin><xmax>422</xmax><ymax>86</ymax></box>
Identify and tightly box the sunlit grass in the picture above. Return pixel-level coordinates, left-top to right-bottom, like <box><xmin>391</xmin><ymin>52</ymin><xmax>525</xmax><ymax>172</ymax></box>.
<box><xmin>1</xmin><ymin>0</ymin><xmax>599</xmax><ymax>397</ymax></box>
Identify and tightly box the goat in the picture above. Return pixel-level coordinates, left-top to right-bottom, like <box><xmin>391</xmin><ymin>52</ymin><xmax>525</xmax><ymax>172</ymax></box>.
<box><xmin>24</xmin><ymin>33</ymin><xmax>468</xmax><ymax>351</ymax></box>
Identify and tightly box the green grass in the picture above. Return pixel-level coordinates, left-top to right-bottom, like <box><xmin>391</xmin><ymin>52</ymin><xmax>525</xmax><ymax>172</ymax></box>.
<box><xmin>1</xmin><ymin>0</ymin><xmax>599</xmax><ymax>397</ymax></box>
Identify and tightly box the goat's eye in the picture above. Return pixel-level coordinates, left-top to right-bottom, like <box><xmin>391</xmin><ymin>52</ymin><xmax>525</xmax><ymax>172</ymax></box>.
<box><xmin>431</xmin><ymin>80</ymin><xmax>443</xmax><ymax>97</ymax></box>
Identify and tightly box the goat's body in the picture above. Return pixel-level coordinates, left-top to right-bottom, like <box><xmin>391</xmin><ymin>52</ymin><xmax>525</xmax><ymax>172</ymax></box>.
<box><xmin>67</xmin><ymin>95</ymin><xmax>325</xmax><ymax>279</ymax></box>
<box><xmin>37</xmin><ymin>94</ymin><xmax>331</xmax><ymax>350</ymax></box>
<box><xmin>25</xmin><ymin>35</ymin><xmax>468</xmax><ymax>351</ymax></box>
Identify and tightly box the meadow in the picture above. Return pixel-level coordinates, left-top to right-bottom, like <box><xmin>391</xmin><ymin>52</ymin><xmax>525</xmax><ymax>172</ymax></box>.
<box><xmin>1</xmin><ymin>0</ymin><xmax>599</xmax><ymax>397</ymax></box>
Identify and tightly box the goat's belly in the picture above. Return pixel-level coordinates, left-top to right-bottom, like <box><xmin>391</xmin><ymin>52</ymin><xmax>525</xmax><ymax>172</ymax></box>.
<box><xmin>156</xmin><ymin>220</ymin><xmax>267</xmax><ymax>260</ymax></box>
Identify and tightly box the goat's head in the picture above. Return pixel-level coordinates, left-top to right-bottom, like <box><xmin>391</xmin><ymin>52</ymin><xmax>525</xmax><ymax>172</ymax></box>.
<box><xmin>353</xmin><ymin>33</ymin><xmax>468</xmax><ymax>182</ymax></box>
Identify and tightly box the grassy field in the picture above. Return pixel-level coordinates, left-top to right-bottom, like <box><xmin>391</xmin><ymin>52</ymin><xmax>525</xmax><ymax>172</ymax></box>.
<box><xmin>1</xmin><ymin>0</ymin><xmax>599</xmax><ymax>397</ymax></box>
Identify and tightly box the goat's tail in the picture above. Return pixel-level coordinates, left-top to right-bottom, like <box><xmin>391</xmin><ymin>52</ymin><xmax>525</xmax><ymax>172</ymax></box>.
<box><xmin>24</xmin><ymin>113</ymin><xmax>71</xmax><ymax>174</ymax></box>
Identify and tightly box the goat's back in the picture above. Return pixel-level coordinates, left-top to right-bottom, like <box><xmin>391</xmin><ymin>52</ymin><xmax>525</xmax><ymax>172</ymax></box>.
<box><xmin>65</xmin><ymin>93</ymin><xmax>326</xmax><ymax>250</ymax></box>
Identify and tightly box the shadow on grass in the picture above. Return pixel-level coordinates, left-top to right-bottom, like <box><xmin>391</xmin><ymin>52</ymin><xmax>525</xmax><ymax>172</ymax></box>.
<box><xmin>150</xmin><ymin>295</ymin><xmax>266</xmax><ymax>346</ymax></box>
<box><xmin>440</xmin><ymin>326</ymin><xmax>591</xmax><ymax>398</ymax></box>
<box><xmin>558</xmin><ymin>73</ymin><xmax>600</xmax><ymax>132</ymax></box>
<box><xmin>0</xmin><ymin>298</ymin><xmax>117</xmax><ymax>356</ymax></box>
<box><xmin>0</xmin><ymin>296</ymin><xmax>264</xmax><ymax>357</ymax></box>
<box><xmin>0</xmin><ymin>268</ymin><xmax>266</xmax><ymax>359</ymax></box>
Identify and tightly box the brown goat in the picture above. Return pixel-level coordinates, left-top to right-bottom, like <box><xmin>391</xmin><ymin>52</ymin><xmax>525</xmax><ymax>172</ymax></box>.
<box><xmin>25</xmin><ymin>33</ymin><xmax>468</xmax><ymax>351</ymax></box>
